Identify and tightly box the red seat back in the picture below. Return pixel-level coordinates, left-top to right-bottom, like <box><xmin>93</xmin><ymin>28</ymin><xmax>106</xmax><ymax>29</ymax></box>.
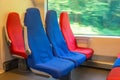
<box><xmin>59</xmin><ymin>12</ymin><xmax>94</xmax><ymax>59</ymax></box>
<box><xmin>6</xmin><ymin>12</ymin><xmax>27</xmax><ymax>59</ymax></box>
<box><xmin>59</xmin><ymin>12</ymin><xmax>77</xmax><ymax>50</ymax></box>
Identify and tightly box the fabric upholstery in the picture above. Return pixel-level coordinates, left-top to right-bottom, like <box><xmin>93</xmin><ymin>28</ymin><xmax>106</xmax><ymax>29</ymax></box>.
<box><xmin>107</xmin><ymin>54</ymin><xmax>120</xmax><ymax>80</ymax></box>
<box><xmin>113</xmin><ymin>58</ymin><xmax>120</xmax><ymax>67</ymax></box>
<box><xmin>24</xmin><ymin>8</ymin><xmax>74</xmax><ymax>78</ymax></box>
<box><xmin>6</xmin><ymin>12</ymin><xmax>27</xmax><ymax>59</ymax></box>
<box><xmin>107</xmin><ymin>67</ymin><xmax>120</xmax><ymax>80</ymax></box>
<box><xmin>59</xmin><ymin>12</ymin><xmax>94</xmax><ymax>59</ymax></box>
<box><xmin>45</xmin><ymin>10</ymin><xmax>86</xmax><ymax>67</ymax></box>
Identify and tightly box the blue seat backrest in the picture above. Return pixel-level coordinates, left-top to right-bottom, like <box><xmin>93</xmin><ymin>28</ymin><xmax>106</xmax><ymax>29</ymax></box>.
<box><xmin>46</xmin><ymin>10</ymin><xmax>70</xmax><ymax>56</ymax></box>
<box><xmin>24</xmin><ymin>8</ymin><xmax>53</xmax><ymax>64</ymax></box>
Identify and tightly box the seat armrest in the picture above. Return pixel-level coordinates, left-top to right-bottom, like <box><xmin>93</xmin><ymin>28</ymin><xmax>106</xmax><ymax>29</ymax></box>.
<box><xmin>4</xmin><ymin>26</ymin><xmax>11</xmax><ymax>46</ymax></box>
<box><xmin>23</xmin><ymin>26</ymin><xmax>31</xmax><ymax>55</ymax></box>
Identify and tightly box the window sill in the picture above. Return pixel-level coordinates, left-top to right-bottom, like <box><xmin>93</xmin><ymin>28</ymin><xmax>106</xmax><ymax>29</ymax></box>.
<box><xmin>75</xmin><ymin>35</ymin><xmax>120</xmax><ymax>39</ymax></box>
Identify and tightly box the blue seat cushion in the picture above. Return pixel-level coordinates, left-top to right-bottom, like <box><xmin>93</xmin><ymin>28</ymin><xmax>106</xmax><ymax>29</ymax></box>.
<box><xmin>60</xmin><ymin>52</ymin><xmax>86</xmax><ymax>67</ymax></box>
<box><xmin>27</xmin><ymin>56</ymin><xmax>74</xmax><ymax>78</ymax></box>
<box><xmin>53</xmin><ymin>46</ymin><xmax>86</xmax><ymax>67</ymax></box>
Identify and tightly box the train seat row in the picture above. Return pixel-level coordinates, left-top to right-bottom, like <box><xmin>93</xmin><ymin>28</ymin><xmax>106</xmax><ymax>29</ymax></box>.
<box><xmin>4</xmin><ymin>7</ymin><xmax>120</xmax><ymax>80</ymax></box>
<box><xmin>5</xmin><ymin>7</ymin><xmax>94</xmax><ymax>79</ymax></box>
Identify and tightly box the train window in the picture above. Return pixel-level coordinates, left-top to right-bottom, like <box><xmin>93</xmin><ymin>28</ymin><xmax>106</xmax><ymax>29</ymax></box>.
<box><xmin>47</xmin><ymin>0</ymin><xmax>120</xmax><ymax>36</ymax></box>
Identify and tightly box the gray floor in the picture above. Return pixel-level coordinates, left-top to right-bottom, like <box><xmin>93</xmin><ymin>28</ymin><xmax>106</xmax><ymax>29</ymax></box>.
<box><xmin>0</xmin><ymin>66</ymin><xmax>110</xmax><ymax>80</ymax></box>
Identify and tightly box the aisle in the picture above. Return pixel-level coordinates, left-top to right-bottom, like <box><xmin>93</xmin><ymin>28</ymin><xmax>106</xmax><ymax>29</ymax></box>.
<box><xmin>0</xmin><ymin>66</ymin><xmax>110</xmax><ymax>80</ymax></box>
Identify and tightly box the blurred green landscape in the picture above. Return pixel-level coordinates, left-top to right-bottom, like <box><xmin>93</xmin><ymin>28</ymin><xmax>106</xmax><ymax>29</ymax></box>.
<box><xmin>48</xmin><ymin>0</ymin><xmax>120</xmax><ymax>36</ymax></box>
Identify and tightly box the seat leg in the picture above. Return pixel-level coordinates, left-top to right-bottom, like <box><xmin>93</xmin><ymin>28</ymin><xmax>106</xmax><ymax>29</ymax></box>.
<box><xmin>18</xmin><ymin>59</ymin><xmax>29</xmax><ymax>72</ymax></box>
<box><xmin>59</xmin><ymin>72</ymin><xmax>72</xmax><ymax>80</ymax></box>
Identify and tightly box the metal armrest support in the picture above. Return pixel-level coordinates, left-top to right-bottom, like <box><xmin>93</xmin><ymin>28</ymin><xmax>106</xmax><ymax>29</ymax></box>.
<box><xmin>23</xmin><ymin>26</ymin><xmax>31</xmax><ymax>55</ymax></box>
<box><xmin>30</xmin><ymin>68</ymin><xmax>52</xmax><ymax>78</ymax></box>
<box><xmin>4</xmin><ymin>26</ymin><xmax>11</xmax><ymax>46</ymax></box>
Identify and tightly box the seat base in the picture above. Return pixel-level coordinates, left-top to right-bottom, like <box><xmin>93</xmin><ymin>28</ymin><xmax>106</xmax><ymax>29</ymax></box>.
<box><xmin>59</xmin><ymin>72</ymin><xmax>71</xmax><ymax>80</ymax></box>
<box><xmin>18</xmin><ymin>59</ymin><xmax>29</xmax><ymax>72</ymax></box>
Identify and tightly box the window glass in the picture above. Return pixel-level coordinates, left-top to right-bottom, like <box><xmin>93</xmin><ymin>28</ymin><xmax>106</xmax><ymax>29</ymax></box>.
<box><xmin>48</xmin><ymin>0</ymin><xmax>120</xmax><ymax>36</ymax></box>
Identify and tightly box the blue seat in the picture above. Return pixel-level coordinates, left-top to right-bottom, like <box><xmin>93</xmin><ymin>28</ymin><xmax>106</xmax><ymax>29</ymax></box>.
<box><xmin>24</xmin><ymin>8</ymin><xmax>74</xmax><ymax>78</ymax></box>
<box><xmin>113</xmin><ymin>58</ymin><xmax>120</xmax><ymax>67</ymax></box>
<box><xmin>45</xmin><ymin>10</ymin><xmax>86</xmax><ymax>67</ymax></box>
